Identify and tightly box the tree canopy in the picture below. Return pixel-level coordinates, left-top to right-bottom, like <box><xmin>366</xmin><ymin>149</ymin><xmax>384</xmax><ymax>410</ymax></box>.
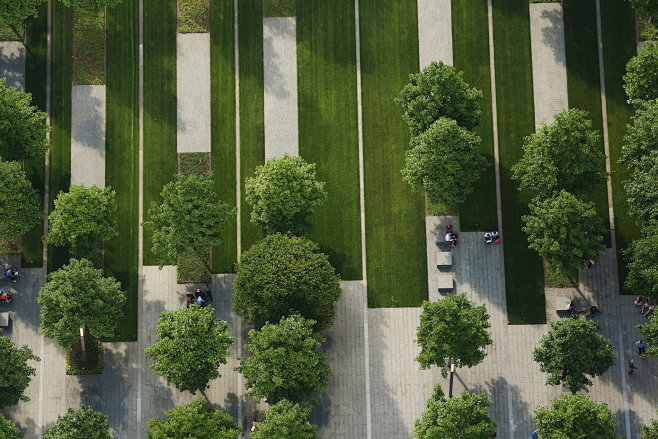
<box><xmin>0</xmin><ymin>159</ymin><xmax>42</xmax><ymax>241</ymax></box>
<box><xmin>233</xmin><ymin>234</ymin><xmax>341</xmax><ymax>331</ymax></box>
<box><xmin>533</xmin><ymin>319</ymin><xmax>615</xmax><ymax>394</ymax></box>
<box><xmin>0</xmin><ymin>0</ymin><xmax>47</xmax><ymax>23</ymax></box>
<box><xmin>0</xmin><ymin>413</ymin><xmax>22</xmax><ymax>439</ymax></box>
<box><xmin>624</xmin><ymin>41</ymin><xmax>658</xmax><ymax>103</ymax></box>
<box><xmin>0</xmin><ymin>77</ymin><xmax>49</xmax><ymax>162</ymax></box>
<box><xmin>58</xmin><ymin>0</ymin><xmax>124</xmax><ymax>11</ymax></box>
<box><xmin>624</xmin><ymin>154</ymin><xmax>658</xmax><ymax>228</ymax></box>
<box><xmin>38</xmin><ymin>258</ymin><xmax>126</xmax><ymax>349</ymax></box>
<box><xmin>396</xmin><ymin>61</ymin><xmax>482</xmax><ymax>135</ymax></box>
<box><xmin>624</xmin><ymin>234</ymin><xmax>658</xmax><ymax>297</ymax></box>
<box><xmin>636</xmin><ymin>316</ymin><xmax>658</xmax><ymax>359</ymax></box>
<box><xmin>402</xmin><ymin>117</ymin><xmax>487</xmax><ymax>207</ymax></box>
<box><xmin>642</xmin><ymin>412</ymin><xmax>658</xmax><ymax>439</ymax></box>
<box><xmin>145</xmin><ymin>305</ymin><xmax>235</xmax><ymax>394</ymax></box>
<box><xmin>245</xmin><ymin>155</ymin><xmax>326</xmax><ymax>236</ymax></box>
<box><xmin>237</xmin><ymin>315</ymin><xmax>331</xmax><ymax>405</ymax></box>
<box><xmin>629</xmin><ymin>0</ymin><xmax>658</xmax><ymax>18</ymax></box>
<box><xmin>0</xmin><ymin>335</ymin><xmax>39</xmax><ymax>407</ymax></box>
<box><xmin>621</xmin><ymin>99</ymin><xmax>658</xmax><ymax>169</ymax></box>
<box><xmin>416</xmin><ymin>294</ymin><xmax>492</xmax><ymax>377</ymax></box>
<box><xmin>145</xmin><ymin>397</ymin><xmax>240</xmax><ymax>439</ymax></box>
<box><xmin>535</xmin><ymin>395</ymin><xmax>620</xmax><ymax>439</ymax></box>
<box><xmin>252</xmin><ymin>400</ymin><xmax>319</xmax><ymax>439</ymax></box>
<box><xmin>42</xmin><ymin>406</ymin><xmax>112</xmax><ymax>439</ymax></box>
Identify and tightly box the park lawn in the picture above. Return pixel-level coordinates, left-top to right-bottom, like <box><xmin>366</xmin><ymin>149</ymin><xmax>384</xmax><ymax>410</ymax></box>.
<box><xmin>143</xmin><ymin>0</ymin><xmax>178</xmax><ymax>266</ymax></box>
<box><xmin>73</xmin><ymin>7</ymin><xmax>105</xmax><ymax>85</ymax></box>
<box><xmin>264</xmin><ymin>0</ymin><xmax>295</xmax><ymax>17</ymax></box>
<box><xmin>297</xmin><ymin>0</ymin><xmax>362</xmax><ymax>280</ymax></box>
<box><xmin>452</xmin><ymin>0</ymin><xmax>497</xmax><ymax>232</ymax></box>
<box><xmin>209</xmin><ymin>0</ymin><xmax>237</xmax><ymax>273</ymax></box>
<box><xmin>105</xmin><ymin>0</ymin><xmax>139</xmax><ymax>341</ymax></box>
<box><xmin>359</xmin><ymin>0</ymin><xmax>428</xmax><ymax>307</ymax></box>
<box><xmin>492</xmin><ymin>0</ymin><xmax>545</xmax><ymax>324</ymax></box>
<box><xmin>600</xmin><ymin>0</ymin><xmax>638</xmax><ymax>292</ymax></box>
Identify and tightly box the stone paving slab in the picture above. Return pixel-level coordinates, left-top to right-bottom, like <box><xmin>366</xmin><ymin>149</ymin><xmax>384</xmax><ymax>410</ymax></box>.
<box><xmin>426</xmin><ymin>215</ymin><xmax>459</xmax><ymax>301</ymax></box>
<box><xmin>71</xmin><ymin>85</ymin><xmax>106</xmax><ymax>187</ymax></box>
<box><xmin>0</xmin><ymin>41</ymin><xmax>25</xmax><ymax>90</ymax></box>
<box><xmin>417</xmin><ymin>0</ymin><xmax>453</xmax><ymax>68</ymax></box>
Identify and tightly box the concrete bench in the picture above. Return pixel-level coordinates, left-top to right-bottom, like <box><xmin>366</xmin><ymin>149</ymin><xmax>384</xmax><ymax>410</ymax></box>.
<box><xmin>436</xmin><ymin>251</ymin><xmax>452</xmax><ymax>267</ymax></box>
<box><xmin>0</xmin><ymin>312</ymin><xmax>8</xmax><ymax>327</ymax></box>
<box><xmin>437</xmin><ymin>273</ymin><xmax>453</xmax><ymax>291</ymax></box>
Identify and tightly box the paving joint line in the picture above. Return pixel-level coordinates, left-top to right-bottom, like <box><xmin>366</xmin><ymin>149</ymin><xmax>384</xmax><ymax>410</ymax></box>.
<box><xmin>136</xmin><ymin>0</ymin><xmax>144</xmax><ymax>434</ymax></box>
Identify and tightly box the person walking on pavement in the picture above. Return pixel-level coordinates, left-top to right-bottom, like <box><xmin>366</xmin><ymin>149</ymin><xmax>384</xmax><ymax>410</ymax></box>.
<box><xmin>636</xmin><ymin>340</ymin><xmax>646</xmax><ymax>355</ymax></box>
<box><xmin>531</xmin><ymin>430</ymin><xmax>539</xmax><ymax>439</ymax></box>
<box><xmin>628</xmin><ymin>359</ymin><xmax>638</xmax><ymax>374</ymax></box>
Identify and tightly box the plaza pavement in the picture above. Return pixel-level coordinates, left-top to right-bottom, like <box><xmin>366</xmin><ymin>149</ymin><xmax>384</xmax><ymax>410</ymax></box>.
<box><xmin>71</xmin><ymin>85</ymin><xmax>106</xmax><ymax>187</ymax></box>
<box><xmin>417</xmin><ymin>0</ymin><xmax>453</xmax><ymax>68</ymax></box>
<box><xmin>0</xmin><ymin>41</ymin><xmax>25</xmax><ymax>89</ymax></box>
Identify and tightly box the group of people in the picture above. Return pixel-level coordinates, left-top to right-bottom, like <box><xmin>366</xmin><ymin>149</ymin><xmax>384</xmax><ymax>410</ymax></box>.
<box><xmin>4</xmin><ymin>263</ymin><xmax>17</xmax><ymax>282</ymax></box>
<box><xmin>444</xmin><ymin>225</ymin><xmax>458</xmax><ymax>247</ymax></box>
<box><xmin>185</xmin><ymin>284</ymin><xmax>213</xmax><ymax>308</ymax></box>
<box><xmin>634</xmin><ymin>296</ymin><xmax>654</xmax><ymax>318</ymax></box>
<box><xmin>566</xmin><ymin>302</ymin><xmax>599</xmax><ymax>320</ymax></box>
<box><xmin>483</xmin><ymin>231</ymin><xmax>500</xmax><ymax>245</ymax></box>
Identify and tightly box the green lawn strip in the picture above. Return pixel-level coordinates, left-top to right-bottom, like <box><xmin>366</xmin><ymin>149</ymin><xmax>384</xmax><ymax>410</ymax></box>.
<box><xmin>238</xmin><ymin>0</ymin><xmax>264</xmax><ymax>254</ymax></box>
<box><xmin>73</xmin><ymin>7</ymin><xmax>105</xmax><ymax>85</ymax></box>
<box><xmin>452</xmin><ymin>0</ymin><xmax>497</xmax><ymax>232</ymax></box>
<box><xmin>359</xmin><ymin>0</ymin><xmax>428</xmax><ymax>307</ymax></box>
<box><xmin>264</xmin><ymin>0</ymin><xmax>295</xmax><ymax>17</ymax></box>
<box><xmin>209</xmin><ymin>0</ymin><xmax>237</xmax><ymax>273</ymax></box>
<box><xmin>297</xmin><ymin>0</ymin><xmax>362</xmax><ymax>280</ymax></box>
<box><xmin>493</xmin><ymin>0</ymin><xmax>545</xmax><ymax>324</ymax></box>
<box><xmin>104</xmin><ymin>0</ymin><xmax>139</xmax><ymax>341</ymax></box>
<box><xmin>143</xmin><ymin>0</ymin><xmax>178</xmax><ymax>265</ymax></box>
<box><xmin>179</xmin><ymin>0</ymin><xmax>209</xmax><ymax>33</ymax></box>
<box><xmin>0</xmin><ymin>18</ymin><xmax>23</xmax><ymax>41</ymax></box>
<box><xmin>563</xmin><ymin>0</ymin><xmax>611</xmax><ymax>248</ymax></box>
<box><xmin>600</xmin><ymin>0</ymin><xmax>638</xmax><ymax>292</ymax></box>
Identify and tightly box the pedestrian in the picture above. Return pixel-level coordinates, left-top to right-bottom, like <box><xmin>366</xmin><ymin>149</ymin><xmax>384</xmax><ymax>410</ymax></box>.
<box><xmin>196</xmin><ymin>295</ymin><xmax>207</xmax><ymax>307</ymax></box>
<box><xmin>250</xmin><ymin>418</ymin><xmax>258</xmax><ymax>432</ymax></box>
<box><xmin>628</xmin><ymin>359</ymin><xmax>637</xmax><ymax>374</ymax></box>
<box><xmin>636</xmin><ymin>340</ymin><xmax>646</xmax><ymax>355</ymax></box>
<box><xmin>531</xmin><ymin>430</ymin><xmax>539</xmax><ymax>439</ymax></box>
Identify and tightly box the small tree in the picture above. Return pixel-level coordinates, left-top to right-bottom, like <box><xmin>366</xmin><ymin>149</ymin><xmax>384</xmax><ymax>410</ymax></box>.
<box><xmin>535</xmin><ymin>395</ymin><xmax>620</xmax><ymax>439</ymax></box>
<box><xmin>642</xmin><ymin>411</ymin><xmax>658</xmax><ymax>439</ymax></box>
<box><xmin>252</xmin><ymin>400</ymin><xmax>319</xmax><ymax>439</ymax></box>
<box><xmin>402</xmin><ymin>117</ymin><xmax>487</xmax><ymax>207</ymax></box>
<box><xmin>620</xmin><ymin>99</ymin><xmax>658</xmax><ymax>169</ymax></box>
<box><xmin>233</xmin><ymin>234</ymin><xmax>341</xmax><ymax>331</ymax></box>
<box><xmin>414</xmin><ymin>384</ymin><xmax>496</xmax><ymax>439</ymax></box>
<box><xmin>42</xmin><ymin>406</ymin><xmax>112</xmax><ymax>439</ymax></box>
<box><xmin>416</xmin><ymin>294</ymin><xmax>492</xmax><ymax>377</ymax></box>
<box><xmin>533</xmin><ymin>319</ymin><xmax>615</xmax><ymax>394</ymax></box>
<box><xmin>0</xmin><ymin>159</ymin><xmax>42</xmax><ymax>241</ymax></box>
<box><xmin>637</xmin><ymin>315</ymin><xmax>658</xmax><ymax>359</ymax></box>
<box><xmin>145</xmin><ymin>305</ymin><xmax>235</xmax><ymax>394</ymax></box>
<box><xmin>58</xmin><ymin>0</ymin><xmax>124</xmax><ymax>11</ymax></box>
<box><xmin>624</xmin><ymin>155</ymin><xmax>658</xmax><ymax>228</ymax></box>
<box><xmin>624</xmin><ymin>41</ymin><xmax>658</xmax><ymax>103</ymax></box>
<box><xmin>624</xmin><ymin>234</ymin><xmax>658</xmax><ymax>297</ymax></box>
<box><xmin>245</xmin><ymin>155</ymin><xmax>326</xmax><ymax>235</ymax></box>
<box><xmin>396</xmin><ymin>61</ymin><xmax>482</xmax><ymax>135</ymax></box>
<box><xmin>143</xmin><ymin>174</ymin><xmax>234</xmax><ymax>267</ymax></box>
<box><xmin>237</xmin><ymin>315</ymin><xmax>332</xmax><ymax>405</ymax></box>
<box><xmin>145</xmin><ymin>397</ymin><xmax>240</xmax><ymax>439</ymax></box>
<box><xmin>0</xmin><ymin>335</ymin><xmax>39</xmax><ymax>407</ymax></box>
<box><xmin>0</xmin><ymin>414</ymin><xmax>22</xmax><ymax>439</ymax></box>
<box><xmin>38</xmin><ymin>258</ymin><xmax>126</xmax><ymax>349</ymax></box>
<box><xmin>0</xmin><ymin>77</ymin><xmax>49</xmax><ymax>161</ymax></box>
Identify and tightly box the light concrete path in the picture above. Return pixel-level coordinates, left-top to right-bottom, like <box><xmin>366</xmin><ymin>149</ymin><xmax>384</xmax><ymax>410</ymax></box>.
<box><xmin>71</xmin><ymin>85</ymin><xmax>106</xmax><ymax>187</ymax></box>
<box><xmin>0</xmin><ymin>41</ymin><xmax>25</xmax><ymax>89</ymax></box>
<box><xmin>417</xmin><ymin>0</ymin><xmax>453</xmax><ymax>68</ymax></box>
<box><xmin>177</xmin><ymin>33</ymin><xmax>211</xmax><ymax>153</ymax></box>
<box><xmin>263</xmin><ymin>17</ymin><xmax>298</xmax><ymax>159</ymax></box>
<box><xmin>529</xmin><ymin>3</ymin><xmax>568</xmax><ymax>129</ymax></box>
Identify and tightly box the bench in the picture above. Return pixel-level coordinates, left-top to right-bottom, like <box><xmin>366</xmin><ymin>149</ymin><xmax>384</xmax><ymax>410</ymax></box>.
<box><xmin>436</xmin><ymin>251</ymin><xmax>452</xmax><ymax>267</ymax></box>
<box><xmin>437</xmin><ymin>273</ymin><xmax>453</xmax><ymax>291</ymax></box>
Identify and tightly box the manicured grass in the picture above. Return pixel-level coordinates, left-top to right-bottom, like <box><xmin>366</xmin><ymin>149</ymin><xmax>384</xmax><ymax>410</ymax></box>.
<box><xmin>600</xmin><ymin>0</ymin><xmax>638</xmax><ymax>292</ymax></box>
<box><xmin>73</xmin><ymin>7</ymin><xmax>105</xmax><ymax>85</ymax></box>
<box><xmin>209</xmin><ymin>0</ymin><xmax>237</xmax><ymax>273</ymax></box>
<box><xmin>238</xmin><ymin>0</ymin><xmax>264</xmax><ymax>254</ymax></box>
<box><xmin>492</xmin><ymin>0</ymin><xmax>545</xmax><ymax>323</ymax></box>
<box><xmin>452</xmin><ymin>0</ymin><xmax>497</xmax><ymax>232</ymax></box>
<box><xmin>359</xmin><ymin>0</ymin><xmax>428</xmax><ymax>307</ymax></box>
<box><xmin>179</xmin><ymin>0</ymin><xmax>209</xmax><ymax>33</ymax></box>
<box><xmin>143</xmin><ymin>0</ymin><xmax>178</xmax><ymax>265</ymax></box>
<box><xmin>0</xmin><ymin>18</ymin><xmax>23</xmax><ymax>41</ymax></box>
<box><xmin>297</xmin><ymin>0</ymin><xmax>362</xmax><ymax>280</ymax></box>
<box><xmin>264</xmin><ymin>0</ymin><xmax>295</xmax><ymax>17</ymax></box>
<box><xmin>105</xmin><ymin>0</ymin><xmax>139</xmax><ymax>341</ymax></box>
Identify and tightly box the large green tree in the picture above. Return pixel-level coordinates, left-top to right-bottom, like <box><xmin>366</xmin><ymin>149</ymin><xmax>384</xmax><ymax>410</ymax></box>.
<box><xmin>245</xmin><ymin>155</ymin><xmax>326</xmax><ymax>236</ymax></box>
<box><xmin>237</xmin><ymin>315</ymin><xmax>331</xmax><ymax>405</ymax></box>
<box><xmin>396</xmin><ymin>61</ymin><xmax>482</xmax><ymax>135</ymax></box>
<box><xmin>621</xmin><ymin>99</ymin><xmax>658</xmax><ymax>169</ymax></box>
<box><xmin>145</xmin><ymin>305</ymin><xmax>235</xmax><ymax>394</ymax></box>
<box><xmin>624</xmin><ymin>154</ymin><xmax>658</xmax><ymax>227</ymax></box>
<box><xmin>0</xmin><ymin>77</ymin><xmax>49</xmax><ymax>161</ymax></box>
<box><xmin>402</xmin><ymin>117</ymin><xmax>487</xmax><ymax>207</ymax></box>
<box><xmin>624</xmin><ymin>234</ymin><xmax>658</xmax><ymax>297</ymax></box>
<box><xmin>624</xmin><ymin>41</ymin><xmax>658</xmax><ymax>103</ymax></box>
<box><xmin>629</xmin><ymin>0</ymin><xmax>658</xmax><ymax>18</ymax></box>
<box><xmin>533</xmin><ymin>319</ymin><xmax>615</xmax><ymax>394</ymax></box>
<box><xmin>38</xmin><ymin>258</ymin><xmax>126</xmax><ymax>349</ymax></box>
<box><xmin>416</xmin><ymin>294</ymin><xmax>492</xmax><ymax>377</ymax></box>
<box><xmin>42</xmin><ymin>406</ymin><xmax>112</xmax><ymax>439</ymax></box>
<box><xmin>252</xmin><ymin>400</ymin><xmax>319</xmax><ymax>439</ymax></box>
<box><xmin>0</xmin><ymin>335</ymin><xmax>39</xmax><ymax>407</ymax></box>
<box><xmin>233</xmin><ymin>234</ymin><xmax>341</xmax><ymax>331</ymax></box>
<box><xmin>145</xmin><ymin>397</ymin><xmax>240</xmax><ymax>439</ymax></box>
<box><xmin>0</xmin><ymin>0</ymin><xmax>47</xmax><ymax>38</ymax></box>
<box><xmin>643</xmin><ymin>411</ymin><xmax>658</xmax><ymax>439</ymax></box>
<box><xmin>636</xmin><ymin>316</ymin><xmax>658</xmax><ymax>359</ymax></box>
<box><xmin>535</xmin><ymin>395</ymin><xmax>620</xmax><ymax>439</ymax></box>
<box><xmin>0</xmin><ymin>159</ymin><xmax>42</xmax><ymax>241</ymax></box>
<box><xmin>0</xmin><ymin>413</ymin><xmax>22</xmax><ymax>439</ymax></box>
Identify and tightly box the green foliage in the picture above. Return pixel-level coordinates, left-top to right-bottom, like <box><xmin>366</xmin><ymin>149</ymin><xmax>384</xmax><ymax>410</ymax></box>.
<box><xmin>0</xmin><ymin>335</ymin><xmax>39</xmax><ymax>407</ymax></box>
<box><xmin>624</xmin><ymin>154</ymin><xmax>658</xmax><ymax>227</ymax></box>
<box><xmin>624</xmin><ymin>234</ymin><xmax>658</xmax><ymax>297</ymax></box>
<box><xmin>264</xmin><ymin>0</ymin><xmax>295</xmax><ymax>17</ymax></box>
<box><xmin>245</xmin><ymin>155</ymin><xmax>327</xmax><ymax>236</ymax></box>
<box><xmin>629</xmin><ymin>0</ymin><xmax>658</xmax><ymax>19</ymax></box>
<box><xmin>0</xmin><ymin>77</ymin><xmax>49</xmax><ymax>161</ymax></box>
<box><xmin>533</xmin><ymin>319</ymin><xmax>616</xmax><ymax>393</ymax></box>
<box><xmin>0</xmin><ymin>17</ymin><xmax>23</xmax><ymax>41</ymax></box>
<box><xmin>176</xmin><ymin>248</ymin><xmax>211</xmax><ymax>284</ymax></box>
<box><xmin>145</xmin><ymin>305</ymin><xmax>235</xmax><ymax>394</ymax></box>
<box><xmin>415</xmin><ymin>294</ymin><xmax>492</xmax><ymax>377</ymax></box>
<box><xmin>396</xmin><ymin>61</ymin><xmax>482</xmax><ymax>135</ymax></box>
<box><xmin>73</xmin><ymin>7</ymin><xmax>105</xmax><ymax>85</ymax></box>
<box><xmin>233</xmin><ymin>234</ymin><xmax>341</xmax><ymax>330</ymax></box>
<box><xmin>621</xmin><ymin>99</ymin><xmax>658</xmax><ymax>168</ymax></box>
<box><xmin>0</xmin><ymin>0</ymin><xmax>46</xmax><ymax>24</ymax></box>
<box><xmin>58</xmin><ymin>0</ymin><xmax>123</xmax><ymax>12</ymax></box>
<box><xmin>145</xmin><ymin>397</ymin><xmax>240</xmax><ymax>439</ymax></box>
<box><xmin>42</xmin><ymin>406</ymin><xmax>112</xmax><ymax>439</ymax></box>
<box><xmin>534</xmin><ymin>395</ymin><xmax>620</xmax><ymax>439</ymax></box>
<box><xmin>0</xmin><ymin>159</ymin><xmax>42</xmax><ymax>241</ymax></box>
<box><xmin>642</xmin><ymin>412</ymin><xmax>658</xmax><ymax>439</ymax></box>
<box><xmin>66</xmin><ymin>337</ymin><xmax>102</xmax><ymax>375</ymax></box>
<box><xmin>414</xmin><ymin>385</ymin><xmax>497</xmax><ymax>439</ymax></box>
<box><xmin>37</xmin><ymin>258</ymin><xmax>126</xmax><ymax>349</ymax></box>
<box><xmin>512</xmin><ymin>109</ymin><xmax>605</xmax><ymax>199</ymax></box>
<box><xmin>624</xmin><ymin>41</ymin><xmax>658</xmax><ymax>102</ymax></box>
<box><xmin>179</xmin><ymin>152</ymin><xmax>210</xmax><ymax>176</ymax></box>
<box><xmin>252</xmin><ymin>400</ymin><xmax>318</xmax><ymax>439</ymax></box>
<box><xmin>179</xmin><ymin>0</ymin><xmax>208</xmax><ymax>33</ymax></box>
<box><xmin>637</xmin><ymin>316</ymin><xmax>658</xmax><ymax>358</ymax></box>
<box><xmin>0</xmin><ymin>413</ymin><xmax>22</xmax><ymax>439</ymax></box>
<box><xmin>238</xmin><ymin>315</ymin><xmax>332</xmax><ymax>405</ymax></box>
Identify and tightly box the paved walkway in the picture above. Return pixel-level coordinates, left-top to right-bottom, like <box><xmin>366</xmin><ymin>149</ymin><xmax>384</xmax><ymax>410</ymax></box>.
<box><xmin>417</xmin><ymin>0</ymin><xmax>453</xmax><ymax>68</ymax></box>
<box><xmin>0</xmin><ymin>41</ymin><xmax>25</xmax><ymax>89</ymax></box>
<box><xmin>71</xmin><ymin>85</ymin><xmax>106</xmax><ymax>187</ymax></box>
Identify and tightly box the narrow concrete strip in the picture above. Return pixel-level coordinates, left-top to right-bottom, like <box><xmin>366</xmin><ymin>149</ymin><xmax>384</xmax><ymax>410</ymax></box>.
<box><xmin>136</xmin><ymin>0</ymin><xmax>144</xmax><ymax>434</ymax></box>
<box><xmin>263</xmin><ymin>17</ymin><xmax>299</xmax><ymax>159</ymax></box>
<box><xmin>637</xmin><ymin>40</ymin><xmax>647</xmax><ymax>55</ymax></box>
<box><xmin>417</xmin><ymin>0</ymin><xmax>453</xmax><ymax>68</ymax></box>
<box><xmin>0</xmin><ymin>41</ymin><xmax>26</xmax><ymax>89</ymax></box>
<box><xmin>529</xmin><ymin>3</ymin><xmax>568</xmax><ymax>128</ymax></box>
<box><xmin>70</xmin><ymin>85</ymin><xmax>106</xmax><ymax>187</ymax></box>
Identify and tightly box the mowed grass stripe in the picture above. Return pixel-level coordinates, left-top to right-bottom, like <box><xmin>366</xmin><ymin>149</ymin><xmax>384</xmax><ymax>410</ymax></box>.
<box><xmin>143</xmin><ymin>0</ymin><xmax>178</xmax><ymax>265</ymax></box>
<box><xmin>105</xmin><ymin>0</ymin><xmax>139</xmax><ymax>341</ymax></box>
<box><xmin>297</xmin><ymin>0</ymin><xmax>362</xmax><ymax>280</ymax></box>
<box><xmin>359</xmin><ymin>0</ymin><xmax>428</xmax><ymax>307</ymax></box>
<box><xmin>452</xmin><ymin>0</ymin><xmax>497</xmax><ymax>232</ymax></box>
<box><xmin>492</xmin><ymin>0</ymin><xmax>544</xmax><ymax>323</ymax></box>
